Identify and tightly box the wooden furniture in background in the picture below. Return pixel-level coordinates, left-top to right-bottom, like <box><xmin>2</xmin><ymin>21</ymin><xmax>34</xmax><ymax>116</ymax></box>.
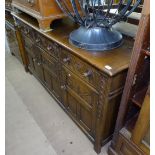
<box><xmin>108</xmin><ymin>0</ymin><xmax>150</xmax><ymax>154</ymax></box>
<box><xmin>5</xmin><ymin>8</ymin><xmax>29</xmax><ymax>72</ymax></box>
<box><xmin>12</xmin><ymin>0</ymin><xmax>80</xmax><ymax>31</ymax></box>
<box><xmin>5</xmin><ymin>0</ymin><xmax>12</xmax><ymax>11</ymax></box>
<box><xmin>11</xmin><ymin>11</ymin><xmax>135</xmax><ymax>153</ymax></box>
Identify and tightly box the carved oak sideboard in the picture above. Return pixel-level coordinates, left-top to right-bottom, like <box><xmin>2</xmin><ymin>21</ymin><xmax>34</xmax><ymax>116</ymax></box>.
<box><xmin>11</xmin><ymin>12</ymin><xmax>134</xmax><ymax>153</ymax></box>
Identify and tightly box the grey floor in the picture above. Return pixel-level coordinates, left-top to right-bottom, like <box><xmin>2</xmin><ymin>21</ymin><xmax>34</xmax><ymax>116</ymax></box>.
<box><xmin>5</xmin><ymin>44</ymin><xmax>110</xmax><ymax>155</ymax></box>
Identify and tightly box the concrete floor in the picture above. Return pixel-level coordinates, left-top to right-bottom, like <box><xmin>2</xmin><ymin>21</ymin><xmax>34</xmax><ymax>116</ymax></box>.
<box><xmin>5</xmin><ymin>45</ymin><xmax>110</xmax><ymax>155</ymax></box>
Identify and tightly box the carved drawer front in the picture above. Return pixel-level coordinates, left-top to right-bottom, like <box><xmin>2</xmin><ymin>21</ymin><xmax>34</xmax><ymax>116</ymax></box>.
<box><xmin>23</xmin><ymin>35</ymin><xmax>38</xmax><ymax>58</ymax></box>
<box><xmin>14</xmin><ymin>0</ymin><xmax>40</xmax><ymax>12</ymax></box>
<box><xmin>33</xmin><ymin>31</ymin><xmax>60</xmax><ymax>59</ymax></box>
<box><xmin>61</xmin><ymin>67</ymin><xmax>98</xmax><ymax>137</ymax></box>
<box><xmin>20</xmin><ymin>21</ymin><xmax>34</xmax><ymax>41</ymax></box>
<box><xmin>60</xmin><ymin>48</ymin><xmax>101</xmax><ymax>90</ymax></box>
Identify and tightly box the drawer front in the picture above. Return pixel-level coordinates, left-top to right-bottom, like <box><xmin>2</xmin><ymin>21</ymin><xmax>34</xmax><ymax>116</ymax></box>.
<box><xmin>13</xmin><ymin>0</ymin><xmax>40</xmax><ymax>12</ymax></box>
<box><xmin>60</xmin><ymin>48</ymin><xmax>101</xmax><ymax>90</ymax></box>
<box><xmin>19</xmin><ymin>20</ymin><xmax>60</xmax><ymax>59</ymax></box>
<box><xmin>20</xmin><ymin>22</ymin><xmax>34</xmax><ymax>41</ymax></box>
<box><xmin>33</xmin><ymin>31</ymin><xmax>60</xmax><ymax>59</ymax></box>
<box><xmin>61</xmin><ymin>67</ymin><xmax>98</xmax><ymax>137</ymax></box>
<box><xmin>23</xmin><ymin>35</ymin><xmax>37</xmax><ymax>57</ymax></box>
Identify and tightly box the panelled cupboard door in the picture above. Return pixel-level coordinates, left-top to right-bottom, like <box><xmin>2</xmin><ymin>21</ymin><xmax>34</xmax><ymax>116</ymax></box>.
<box><xmin>61</xmin><ymin>67</ymin><xmax>98</xmax><ymax>137</ymax></box>
<box><xmin>42</xmin><ymin>52</ymin><xmax>61</xmax><ymax>101</ymax></box>
<box><xmin>24</xmin><ymin>36</ymin><xmax>44</xmax><ymax>82</ymax></box>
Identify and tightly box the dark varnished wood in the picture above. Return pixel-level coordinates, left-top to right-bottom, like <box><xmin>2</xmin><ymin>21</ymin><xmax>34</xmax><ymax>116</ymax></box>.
<box><xmin>12</xmin><ymin>12</ymin><xmax>133</xmax><ymax>76</ymax></box>
<box><xmin>5</xmin><ymin>10</ymin><xmax>23</xmax><ymax>62</ymax></box>
<box><xmin>108</xmin><ymin>0</ymin><xmax>150</xmax><ymax>154</ymax></box>
<box><xmin>12</xmin><ymin>11</ymin><xmax>135</xmax><ymax>153</ymax></box>
<box><xmin>5</xmin><ymin>9</ymin><xmax>29</xmax><ymax>72</ymax></box>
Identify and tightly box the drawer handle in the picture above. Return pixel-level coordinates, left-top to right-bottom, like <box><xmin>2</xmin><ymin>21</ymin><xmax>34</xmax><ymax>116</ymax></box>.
<box><xmin>47</xmin><ymin>45</ymin><xmax>52</xmax><ymax>51</ymax></box>
<box><xmin>61</xmin><ymin>85</ymin><xmax>67</xmax><ymax>90</ymax></box>
<box><xmin>33</xmin><ymin>58</ymin><xmax>37</xmax><ymax>62</ymax></box>
<box><xmin>24</xmin><ymin>29</ymin><xmax>29</xmax><ymax>35</ymax></box>
<box><xmin>83</xmin><ymin>70</ymin><xmax>92</xmax><ymax>77</ymax></box>
<box><xmin>63</xmin><ymin>57</ymin><xmax>70</xmax><ymax>63</ymax></box>
<box><xmin>35</xmin><ymin>38</ymin><xmax>41</xmax><ymax>43</ymax></box>
<box><xmin>37</xmin><ymin>62</ymin><xmax>42</xmax><ymax>66</ymax></box>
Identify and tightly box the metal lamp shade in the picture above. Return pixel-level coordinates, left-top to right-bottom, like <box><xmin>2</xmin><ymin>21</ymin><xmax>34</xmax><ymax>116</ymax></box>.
<box><xmin>55</xmin><ymin>0</ymin><xmax>142</xmax><ymax>51</ymax></box>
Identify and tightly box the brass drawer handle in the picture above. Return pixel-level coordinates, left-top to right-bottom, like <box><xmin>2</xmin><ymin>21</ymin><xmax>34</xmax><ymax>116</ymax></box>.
<box><xmin>33</xmin><ymin>58</ymin><xmax>37</xmax><ymax>62</ymax></box>
<box><xmin>83</xmin><ymin>70</ymin><xmax>92</xmax><ymax>77</ymax></box>
<box><xmin>37</xmin><ymin>62</ymin><xmax>42</xmax><ymax>66</ymax></box>
<box><xmin>63</xmin><ymin>57</ymin><xmax>70</xmax><ymax>63</ymax></box>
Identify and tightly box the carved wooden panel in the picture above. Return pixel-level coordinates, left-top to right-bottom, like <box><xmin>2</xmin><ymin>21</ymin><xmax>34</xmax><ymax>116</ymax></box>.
<box><xmin>60</xmin><ymin>47</ymin><xmax>101</xmax><ymax>90</ymax></box>
<box><xmin>42</xmin><ymin>52</ymin><xmax>61</xmax><ymax>101</ymax></box>
<box><xmin>20</xmin><ymin>21</ymin><xmax>35</xmax><ymax>42</ymax></box>
<box><xmin>33</xmin><ymin>31</ymin><xmax>60</xmax><ymax>59</ymax></box>
<box><xmin>61</xmin><ymin>67</ymin><xmax>98</xmax><ymax>137</ymax></box>
<box><xmin>23</xmin><ymin>35</ymin><xmax>44</xmax><ymax>81</ymax></box>
<box><xmin>6</xmin><ymin>23</ymin><xmax>22</xmax><ymax>62</ymax></box>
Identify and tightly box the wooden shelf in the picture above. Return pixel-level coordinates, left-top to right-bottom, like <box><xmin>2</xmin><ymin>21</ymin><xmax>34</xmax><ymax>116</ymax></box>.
<box><xmin>130</xmin><ymin>87</ymin><xmax>148</xmax><ymax>108</ymax></box>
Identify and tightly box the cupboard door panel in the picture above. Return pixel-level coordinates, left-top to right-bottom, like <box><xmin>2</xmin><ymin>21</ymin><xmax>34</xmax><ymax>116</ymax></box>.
<box><xmin>80</xmin><ymin>107</ymin><xmax>92</xmax><ymax>132</ymax></box>
<box><xmin>26</xmin><ymin>50</ymin><xmax>35</xmax><ymax>73</ymax></box>
<box><xmin>43</xmin><ymin>67</ymin><xmax>61</xmax><ymax>101</ymax></box>
<box><xmin>61</xmin><ymin>67</ymin><xmax>98</xmax><ymax>137</ymax></box>
<box><xmin>43</xmin><ymin>69</ymin><xmax>52</xmax><ymax>91</ymax></box>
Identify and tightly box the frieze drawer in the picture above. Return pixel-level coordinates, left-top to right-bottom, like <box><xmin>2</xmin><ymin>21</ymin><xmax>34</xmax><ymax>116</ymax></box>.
<box><xmin>20</xmin><ymin>21</ymin><xmax>34</xmax><ymax>41</ymax></box>
<box><xmin>60</xmin><ymin>48</ymin><xmax>101</xmax><ymax>90</ymax></box>
<box><xmin>19</xmin><ymin>21</ymin><xmax>60</xmax><ymax>59</ymax></box>
<box><xmin>33</xmin><ymin>31</ymin><xmax>60</xmax><ymax>59</ymax></box>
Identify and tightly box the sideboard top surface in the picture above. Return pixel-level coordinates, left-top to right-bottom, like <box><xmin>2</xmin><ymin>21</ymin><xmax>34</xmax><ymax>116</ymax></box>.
<box><xmin>12</xmin><ymin>12</ymin><xmax>134</xmax><ymax>76</ymax></box>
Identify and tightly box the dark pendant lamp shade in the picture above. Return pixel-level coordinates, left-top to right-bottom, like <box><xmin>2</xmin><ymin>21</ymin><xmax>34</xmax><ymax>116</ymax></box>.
<box><xmin>55</xmin><ymin>0</ymin><xmax>142</xmax><ymax>51</ymax></box>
